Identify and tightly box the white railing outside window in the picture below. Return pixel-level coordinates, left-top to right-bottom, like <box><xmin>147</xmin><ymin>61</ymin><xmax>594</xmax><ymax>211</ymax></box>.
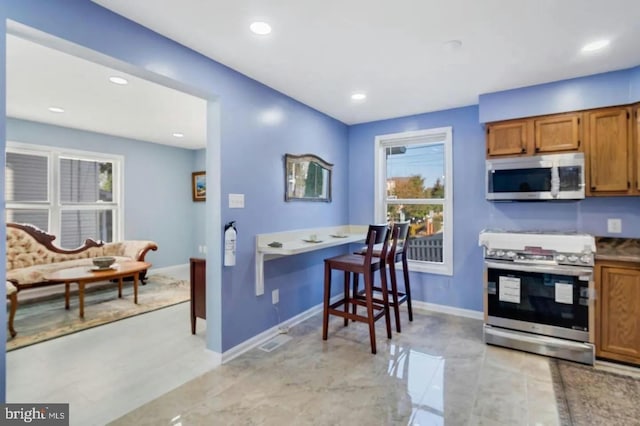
<box><xmin>374</xmin><ymin>127</ymin><xmax>453</xmax><ymax>275</ymax></box>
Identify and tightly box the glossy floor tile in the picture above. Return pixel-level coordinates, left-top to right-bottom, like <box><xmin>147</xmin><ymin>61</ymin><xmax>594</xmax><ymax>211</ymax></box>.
<box><xmin>6</xmin><ymin>302</ymin><xmax>219</xmax><ymax>426</ymax></box>
<box><xmin>111</xmin><ymin>311</ymin><xmax>563</xmax><ymax>426</ymax></box>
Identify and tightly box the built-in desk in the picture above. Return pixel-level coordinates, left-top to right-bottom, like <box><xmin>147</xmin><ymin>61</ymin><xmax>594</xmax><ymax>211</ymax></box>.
<box><xmin>255</xmin><ymin>225</ymin><xmax>367</xmax><ymax>296</ymax></box>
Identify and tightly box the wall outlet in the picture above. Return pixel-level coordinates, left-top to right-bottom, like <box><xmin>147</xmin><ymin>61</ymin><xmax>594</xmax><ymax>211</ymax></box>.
<box><xmin>272</xmin><ymin>289</ymin><xmax>279</xmax><ymax>305</ymax></box>
<box><xmin>607</xmin><ymin>218</ymin><xmax>622</xmax><ymax>234</ymax></box>
<box><xmin>198</xmin><ymin>245</ymin><xmax>203</xmax><ymax>253</ymax></box>
<box><xmin>203</xmin><ymin>246</ymin><xmax>207</xmax><ymax>254</ymax></box>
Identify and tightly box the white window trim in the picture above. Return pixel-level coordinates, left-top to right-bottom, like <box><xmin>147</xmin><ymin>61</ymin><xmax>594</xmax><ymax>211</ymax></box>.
<box><xmin>6</xmin><ymin>141</ymin><xmax>125</xmax><ymax>241</ymax></box>
<box><xmin>374</xmin><ymin>127</ymin><xmax>453</xmax><ymax>276</ymax></box>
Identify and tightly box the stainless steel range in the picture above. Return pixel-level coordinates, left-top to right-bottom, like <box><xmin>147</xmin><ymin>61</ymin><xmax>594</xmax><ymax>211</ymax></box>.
<box><xmin>478</xmin><ymin>230</ymin><xmax>596</xmax><ymax>365</ymax></box>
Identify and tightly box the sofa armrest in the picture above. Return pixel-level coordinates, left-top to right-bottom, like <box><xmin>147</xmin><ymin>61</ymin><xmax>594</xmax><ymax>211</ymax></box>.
<box><xmin>120</xmin><ymin>241</ymin><xmax>158</xmax><ymax>261</ymax></box>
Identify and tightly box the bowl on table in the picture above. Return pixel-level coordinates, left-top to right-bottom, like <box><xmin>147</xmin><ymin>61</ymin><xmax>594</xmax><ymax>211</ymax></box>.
<box><xmin>92</xmin><ymin>256</ymin><xmax>116</xmax><ymax>269</ymax></box>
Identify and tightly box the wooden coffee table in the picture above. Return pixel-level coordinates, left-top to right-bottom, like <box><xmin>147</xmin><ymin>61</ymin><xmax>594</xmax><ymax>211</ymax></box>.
<box><xmin>45</xmin><ymin>261</ymin><xmax>151</xmax><ymax>318</ymax></box>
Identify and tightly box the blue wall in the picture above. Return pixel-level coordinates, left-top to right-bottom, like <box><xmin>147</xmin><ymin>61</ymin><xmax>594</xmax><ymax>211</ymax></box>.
<box><xmin>479</xmin><ymin>66</ymin><xmax>640</xmax><ymax>123</ymax></box>
<box><xmin>3</xmin><ymin>0</ymin><xmax>640</xmax><ymax>405</ymax></box>
<box><xmin>1</xmin><ymin>0</ymin><xmax>349</xmax><ymax>384</ymax></box>
<box><xmin>348</xmin><ymin>106</ymin><xmax>488</xmax><ymax>311</ymax></box>
<box><xmin>630</xmin><ymin>66</ymin><xmax>640</xmax><ymax>101</ymax></box>
<box><xmin>6</xmin><ymin>118</ymin><xmax>198</xmax><ymax>267</ymax></box>
<box><xmin>349</xmin><ymin>80</ymin><xmax>640</xmax><ymax>314</ymax></box>
<box><xmin>193</xmin><ymin>149</ymin><xmax>206</xmax><ymax>255</ymax></box>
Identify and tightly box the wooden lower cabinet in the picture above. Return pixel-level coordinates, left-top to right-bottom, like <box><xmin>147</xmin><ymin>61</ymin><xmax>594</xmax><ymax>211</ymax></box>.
<box><xmin>190</xmin><ymin>258</ymin><xmax>206</xmax><ymax>334</ymax></box>
<box><xmin>596</xmin><ymin>261</ymin><xmax>640</xmax><ymax>364</ymax></box>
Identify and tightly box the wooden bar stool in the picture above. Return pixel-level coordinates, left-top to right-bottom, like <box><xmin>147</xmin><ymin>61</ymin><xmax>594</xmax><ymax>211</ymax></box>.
<box><xmin>6</xmin><ymin>281</ymin><xmax>17</xmax><ymax>338</ymax></box>
<box><xmin>354</xmin><ymin>221</ymin><xmax>413</xmax><ymax>333</ymax></box>
<box><xmin>387</xmin><ymin>221</ymin><xmax>413</xmax><ymax>331</ymax></box>
<box><xmin>322</xmin><ymin>224</ymin><xmax>391</xmax><ymax>354</ymax></box>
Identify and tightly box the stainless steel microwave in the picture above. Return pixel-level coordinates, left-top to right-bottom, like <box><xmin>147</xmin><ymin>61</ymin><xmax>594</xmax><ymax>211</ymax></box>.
<box><xmin>486</xmin><ymin>152</ymin><xmax>585</xmax><ymax>201</ymax></box>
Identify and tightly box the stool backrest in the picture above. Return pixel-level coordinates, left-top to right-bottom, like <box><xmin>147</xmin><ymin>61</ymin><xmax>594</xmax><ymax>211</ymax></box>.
<box><xmin>363</xmin><ymin>224</ymin><xmax>390</xmax><ymax>265</ymax></box>
<box><xmin>391</xmin><ymin>221</ymin><xmax>411</xmax><ymax>259</ymax></box>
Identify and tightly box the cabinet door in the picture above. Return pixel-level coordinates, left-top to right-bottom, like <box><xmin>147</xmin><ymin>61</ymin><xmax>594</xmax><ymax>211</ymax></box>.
<box><xmin>633</xmin><ymin>104</ymin><xmax>640</xmax><ymax>193</ymax></box>
<box><xmin>534</xmin><ymin>113</ymin><xmax>581</xmax><ymax>153</ymax></box>
<box><xmin>486</xmin><ymin>120</ymin><xmax>529</xmax><ymax>157</ymax></box>
<box><xmin>587</xmin><ymin>107</ymin><xmax>631</xmax><ymax>194</ymax></box>
<box><xmin>598</xmin><ymin>266</ymin><xmax>640</xmax><ymax>363</ymax></box>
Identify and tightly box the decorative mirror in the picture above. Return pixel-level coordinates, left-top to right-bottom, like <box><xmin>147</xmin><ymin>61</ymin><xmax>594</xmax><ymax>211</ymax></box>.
<box><xmin>284</xmin><ymin>153</ymin><xmax>333</xmax><ymax>202</ymax></box>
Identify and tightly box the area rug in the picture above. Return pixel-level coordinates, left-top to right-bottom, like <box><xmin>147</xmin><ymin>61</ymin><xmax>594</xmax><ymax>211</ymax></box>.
<box><xmin>551</xmin><ymin>359</ymin><xmax>640</xmax><ymax>425</ymax></box>
<box><xmin>6</xmin><ymin>274</ymin><xmax>189</xmax><ymax>351</ymax></box>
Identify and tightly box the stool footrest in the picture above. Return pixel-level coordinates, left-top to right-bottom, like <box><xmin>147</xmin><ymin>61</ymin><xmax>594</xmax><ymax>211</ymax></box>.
<box><xmin>328</xmin><ymin>298</ymin><xmax>387</xmax><ymax>323</ymax></box>
<box><xmin>354</xmin><ymin>288</ymin><xmax>408</xmax><ymax>307</ymax></box>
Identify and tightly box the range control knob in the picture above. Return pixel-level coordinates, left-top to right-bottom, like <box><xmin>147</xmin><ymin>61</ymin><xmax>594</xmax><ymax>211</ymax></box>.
<box><xmin>580</xmin><ymin>255</ymin><xmax>592</xmax><ymax>264</ymax></box>
<box><xmin>556</xmin><ymin>254</ymin><xmax>566</xmax><ymax>262</ymax></box>
<box><xmin>506</xmin><ymin>251</ymin><xmax>516</xmax><ymax>258</ymax></box>
<box><xmin>567</xmin><ymin>255</ymin><xmax>579</xmax><ymax>263</ymax></box>
<box><xmin>496</xmin><ymin>250</ymin><xmax>505</xmax><ymax>257</ymax></box>
<box><xmin>486</xmin><ymin>249</ymin><xmax>495</xmax><ymax>256</ymax></box>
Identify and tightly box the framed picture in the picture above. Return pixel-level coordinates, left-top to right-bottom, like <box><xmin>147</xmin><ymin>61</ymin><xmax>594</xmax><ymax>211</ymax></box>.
<box><xmin>192</xmin><ymin>171</ymin><xmax>206</xmax><ymax>202</ymax></box>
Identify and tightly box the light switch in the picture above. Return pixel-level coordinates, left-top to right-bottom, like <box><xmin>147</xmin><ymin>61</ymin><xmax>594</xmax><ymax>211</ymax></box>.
<box><xmin>229</xmin><ymin>193</ymin><xmax>245</xmax><ymax>208</ymax></box>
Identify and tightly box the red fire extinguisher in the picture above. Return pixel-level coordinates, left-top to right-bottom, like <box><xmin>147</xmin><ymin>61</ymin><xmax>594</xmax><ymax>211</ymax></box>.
<box><xmin>224</xmin><ymin>221</ymin><xmax>237</xmax><ymax>266</ymax></box>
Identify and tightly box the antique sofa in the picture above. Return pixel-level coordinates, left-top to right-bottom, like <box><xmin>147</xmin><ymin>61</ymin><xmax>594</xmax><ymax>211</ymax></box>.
<box><xmin>6</xmin><ymin>223</ymin><xmax>158</xmax><ymax>292</ymax></box>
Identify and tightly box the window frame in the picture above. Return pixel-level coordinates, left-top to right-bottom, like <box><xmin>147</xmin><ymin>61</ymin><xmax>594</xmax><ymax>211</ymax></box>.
<box><xmin>6</xmin><ymin>141</ymin><xmax>124</xmax><ymax>244</ymax></box>
<box><xmin>374</xmin><ymin>127</ymin><xmax>453</xmax><ymax>276</ymax></box>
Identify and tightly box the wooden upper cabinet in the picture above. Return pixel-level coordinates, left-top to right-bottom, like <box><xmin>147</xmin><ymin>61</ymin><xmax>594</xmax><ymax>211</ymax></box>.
<box><xmin>596</xmin><ymin>263</ymin><xmax>640</xmax><ymax>364</ymax></box>
<box><xmin>586</xmin><ymin>106</ymin><xmax>632</xmax><ymax>195</ymax></box>
<box><xmin>486</xmin><ymin>120</ymin><xmax>529</xmax><ymax>157</ymax></box>
<box><xmin>533</xmin><ymin>113</ymin><xmax>581</xmax><ymax>153</ymax></box>
<box><xmin>635</xmin><ymin>104</ymin><xmax>640</xmax><ymax>191</ymax></box>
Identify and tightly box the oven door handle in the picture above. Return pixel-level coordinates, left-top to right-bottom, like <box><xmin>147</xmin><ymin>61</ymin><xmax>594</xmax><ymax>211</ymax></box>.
<box><xmin>484</xmin><ymin>260</ymin><xmax>593</xmax><ymax>278</ymax></box>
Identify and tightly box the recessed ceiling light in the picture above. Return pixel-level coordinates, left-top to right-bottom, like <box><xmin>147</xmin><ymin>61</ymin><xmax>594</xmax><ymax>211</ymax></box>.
<box><xmin>172</xmin><ymin>132</ymin><xmax>184</xmax><ymax>138</ymax></box>
<box><xmin>443</xmin><ymin>39</ymin><xmax>463</xmax><ymax>51</ymax></box>
<box><xmin>48</xmin><ymin>106</ymin><xmax>65</xmax><ymax>113</ymax></box>
<box><xmin>109</xmin><ymin>76</ymin><xmax>129</xmax><ymax>85</ymax></box>
<box><xmin>581</xmin><ymin>39</ymin><xmax>610</xmax><ymax>53</ymax></box>
<box><xmin>351</xmin><ymin>92</ymin><xmax>367</xmax><ymax>101</ymax></box>
<box><xmin>250</xmin><ymin>21</ymin><xmax>272</xmax><ymax>35</ymax></box>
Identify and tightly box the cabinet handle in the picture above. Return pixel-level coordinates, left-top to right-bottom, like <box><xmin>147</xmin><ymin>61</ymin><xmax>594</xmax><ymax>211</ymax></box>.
<box><xmin>591</xmin><ymin>186</ymin><xmax>596</xmax><ymax>191</ymax></box>
<box><xmin>628</xmin><ymin>181</ymin><xmax>631</xmax><ymax>189</ymax></box>
<box><xmin>535</xmin><ymin>147</ymin><xmax>540</xmax><ymax>152</ymax></box>
<box><xmin>521</xmin><ymin>147</ymin><xmax>526</xmax><ymax>153</ymax></box>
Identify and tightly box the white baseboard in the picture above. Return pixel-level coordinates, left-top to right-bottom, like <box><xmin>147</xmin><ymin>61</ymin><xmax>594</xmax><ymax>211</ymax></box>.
<box><xmin>217</xmin><ymin>296</ymin><xmax>481</xmax><ymax>363</ymax></box>
<box><xmin>221</xmin><ymin>294</ymin><xmax>342</xmax><ymax>364</ymax></box>
<box><xmin>149</xmin><ymin>263</ymin><xmax>189</xmax><ymax>281</ymax></box>
<box><xmin>410</xmin><ymin>300</ymin><xmax>483</xmax><ymax>320</ymax></box>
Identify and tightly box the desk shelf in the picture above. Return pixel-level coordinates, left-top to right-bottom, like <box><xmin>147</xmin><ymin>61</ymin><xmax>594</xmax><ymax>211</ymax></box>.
<box><xmin>255</xmin><ymin>225</ymin><xmax>367</xmax><ymax>296</ymax></box>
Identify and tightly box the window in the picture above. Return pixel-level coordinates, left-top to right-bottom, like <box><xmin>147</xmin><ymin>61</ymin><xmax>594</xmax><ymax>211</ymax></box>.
<box><xmin>375</xmin><ymin>127</ymin><xmax>453</xmax><ymax>275</ymax></box>
<box><xmin>5</xmin><ymin>142</ymin><xmax>123</xmax><ymax>248</ymax></box>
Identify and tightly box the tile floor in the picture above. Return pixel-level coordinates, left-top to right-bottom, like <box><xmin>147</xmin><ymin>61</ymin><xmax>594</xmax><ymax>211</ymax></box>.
<box><xmin>12</xmin><ymin>300</ymin><xmax>633</xmax><ymax>425</ymax></box>
<box><xmin>6</xmin><ymin>302</ymin><xmax>219</xmax><ymax>426</ymax></box>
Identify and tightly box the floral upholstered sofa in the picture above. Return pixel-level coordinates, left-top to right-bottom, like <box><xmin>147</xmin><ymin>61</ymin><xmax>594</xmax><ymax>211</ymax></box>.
<box><xmin>6</xmin><ymin>223</ymin><xmax>158</xmax><ymax>292</ymax></box>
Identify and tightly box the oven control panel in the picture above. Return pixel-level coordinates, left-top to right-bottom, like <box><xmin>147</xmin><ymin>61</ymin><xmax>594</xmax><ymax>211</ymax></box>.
<box><xmin>484</xmin><ymin>248</ymin><xmax>594</xmax><ymax>266</ymax></box>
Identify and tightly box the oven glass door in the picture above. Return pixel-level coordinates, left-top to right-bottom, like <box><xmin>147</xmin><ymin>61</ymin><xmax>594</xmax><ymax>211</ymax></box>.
<box><xmin>486</xmin><ymin>263</ymin><xmax>590</xmax><ymax>332</ymax></box>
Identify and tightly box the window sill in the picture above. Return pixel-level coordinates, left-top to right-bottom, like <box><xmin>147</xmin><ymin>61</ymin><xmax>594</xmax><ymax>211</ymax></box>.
<box><xmin>407</xmin><ymin>260</ymin><xmax>453</xmax><ymax>276</ymax></box>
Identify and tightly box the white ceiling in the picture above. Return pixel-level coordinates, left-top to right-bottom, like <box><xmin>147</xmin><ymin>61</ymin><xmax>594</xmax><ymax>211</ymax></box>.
<box><xmin>8</xmin><ymin>1</ymin><xmax>640</xmax><ymax>148</ymax></box>
<box><xmin>7</xmin><ymin>34</ymin><xmax>207</xmax><ymax>149</ymax></box>
<box><xmin>92</xmin><ymin>0</ymin><xmax>640</xmax><ymax>125</ymax></box>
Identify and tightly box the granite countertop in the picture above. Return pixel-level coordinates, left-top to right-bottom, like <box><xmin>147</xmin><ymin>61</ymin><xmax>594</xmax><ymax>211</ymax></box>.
<box><xmin>596</xmin><ymin>237</ymin><xmax>640</xmax><ymax>263</ymax></box>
